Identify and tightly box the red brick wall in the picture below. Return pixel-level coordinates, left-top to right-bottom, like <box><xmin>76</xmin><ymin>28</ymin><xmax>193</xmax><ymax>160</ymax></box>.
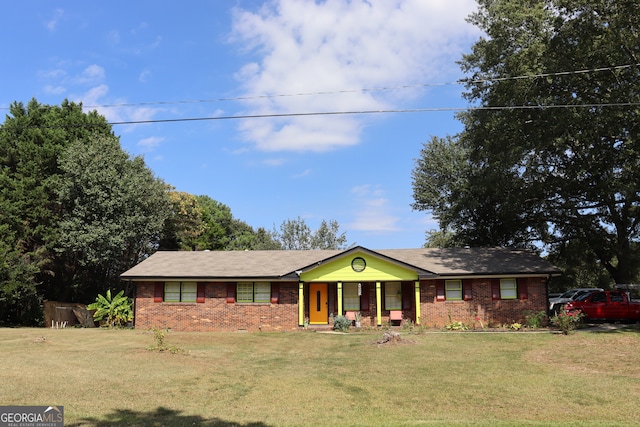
<box><xmin>134</xmin><ymin>277</ymin><xmax>548</xmax><ymax>331</ymax></box>
<box><xmin>134</xmin><ymin>281</ymin><xmax>299</xmax><ymax>332</ymax></box>
<box><xmin>419</xmin><ymin>277</ymin><xmax>548</xmax><ymax>328</ymax></box>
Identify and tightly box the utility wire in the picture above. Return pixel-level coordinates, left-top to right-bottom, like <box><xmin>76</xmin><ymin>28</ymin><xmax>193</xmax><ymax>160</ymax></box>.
<box><xmin>5</xmin><ymin>102</ymin><xmax>639</xmax><ymax>129</ymax></box>
<box><xmin>2</xmin><ymin>63</ymin><xmax>637</xmax><ymax>111</ymax></box>
<box><xmin>90</xmin><ymin>63</ymin><xmax>640</xmax><ymax>108</ymax></box>
<box><xmin>104</xmin><ymin>101</ymin><xmax>640</xmax><ymax>126</ymax></box>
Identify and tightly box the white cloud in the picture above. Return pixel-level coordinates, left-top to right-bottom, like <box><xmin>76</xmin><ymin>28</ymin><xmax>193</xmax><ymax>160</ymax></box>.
<box><xmin>76</xmin><ymin>64</ymin><xmax>106</xmax><ymax>84</ymax></box>
<box><xmin>106</xmin><ymin>30</ymin><xmax>120</xmax><ymax>46</ymax></box>
<box><xmin>230</xmin><ymin>0</ymin><xmax>479</xmax><ymax>152</ymax></box>
<box><xmin>293</xmin><ymin>168</ymin><xmax>312</xmax><ymax>178</ymax></box>
<box><xmin>46</xmin><ymin>9</ymin><xmax>64</xmax><ymax>32</ymax></box>
<box><xmin>263</xmin><ymin>157</ymin><xmax>288</xmax><ymax>166</ymax></box>
<box><xmin>43</xmin><ymin>85</ymin><xmax>66</xmax><ymax>95</ymax></box>
<box><xmin>78</xmin><ymin>84</ymin><xmax>109</xmax><ymax>107</ymax></box>
<box><xmin>139</xmin><ymin>69</ymin><xmax>151</xmax><ymax>83</ymax></box>
<box><xmin>347</xmin><ymin>184</ymin><xmax>400</xmax><ymax>232</ymax></box>
<box><xmin>39</xmin><ymin>61</ymin><xmax>163</xmax><ymax>128</ymax></box>
<box><xmin>137</xmin><ymin>136</ymin><xmax>164</xmax><ymax>150</ymax></box>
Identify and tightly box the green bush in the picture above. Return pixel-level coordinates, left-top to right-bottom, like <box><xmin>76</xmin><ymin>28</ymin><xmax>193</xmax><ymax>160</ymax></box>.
<box><xmin>524</xmin><ymin>310</ymin><xmax>548</xmax><ymax>329</ymax></box>
<box><xmin>550</xmin><ymin>309</ymin><xmax>584</xmax><ymax>335</ymax></box>
<box><xmin>333</xmin><ymin>315</ymin><xmax>351</xmax><ymax>332</ymax></box>
<box><xmin>87</xmin><ymin>290</ymin><xmax>133</xmax><ymax>328</ymax></box>
<box><xmin>445</xmin><ymin>321</ymin><xmax>469</xmax><ymax>331</ymax></box>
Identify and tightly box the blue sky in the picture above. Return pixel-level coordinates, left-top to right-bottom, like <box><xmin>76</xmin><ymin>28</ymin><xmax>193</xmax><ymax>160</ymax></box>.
<box><xmin>2</xmin><ymin>0</ymin><xmax>481</xmax><ymax>249</ymax></box>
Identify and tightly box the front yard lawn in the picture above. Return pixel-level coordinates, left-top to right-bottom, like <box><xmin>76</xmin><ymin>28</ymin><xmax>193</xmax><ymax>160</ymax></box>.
<box><xmin>1</xmin><ymin>327</ymin><xmax>639</xmax><ymax>426</ymax></box>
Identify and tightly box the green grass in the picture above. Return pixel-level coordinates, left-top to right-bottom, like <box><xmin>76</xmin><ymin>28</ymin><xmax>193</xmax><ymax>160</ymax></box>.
<box><xmin>2</xmin><ymin>327</ymin><xmax>640</xmax><ymax>426</ymax></box>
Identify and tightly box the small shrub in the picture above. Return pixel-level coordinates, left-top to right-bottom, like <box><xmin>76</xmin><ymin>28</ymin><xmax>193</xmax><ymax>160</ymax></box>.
<box><xmin>524</xmin><ymin>310</ymin><xmax>548</xmax><ymax>329</ymax></box>
<box><xmin>333</xmin><ymin>315</ymin><xmax>351</xmax><ymax>332</ymax></box>
<box><xmin>510</xmin><ymin>322</ymin><xmax>522</xmax><ymax>331</ymax></box>
<box><xmin>445</xmin><ymin>321</ymin><xmax>469</xmax><ymax>331</ymax></box>
<box><xmin>401</xmin><ymin>318</ymin><xmax>414</xmax><ymax>332</ymax></box>
<box><xmin>550</xmin><ymin>310</ymin><xmax>584</xmax><ymax>335</ymax></box>
<box><xmin>147</xmin><ymin>328</ymin><xmax>183</xmax><ymax>353</ymax></box>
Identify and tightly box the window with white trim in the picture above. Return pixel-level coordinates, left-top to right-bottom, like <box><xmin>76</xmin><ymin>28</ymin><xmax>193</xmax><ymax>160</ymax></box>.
<box><xmin>164</xmin><ymin>282</ymin><xmax>197</xmax><ymax>302</ymax></box>
<box><xmin>384</xmin><ymin>282</ymin><xmax>402</xmax><ymax>310</ymax></box>
<box><xmin>343</xmin><ymin>282</ymin><xmax>360</xmax><ymax>311</ymax></box>
<box><xmin>237</xmin><ymin>282</ymin><xmax>271</xmax><ymax>303</ymax></box>
<box><xmin>445</xmin><ymin>280</ymin><xmax>462</xmax><ymax>300</ymax></box>
<box><xmin>500</xmin><ymin>278</ymin><xmax>517</xmax><ymax>299</ymax></box>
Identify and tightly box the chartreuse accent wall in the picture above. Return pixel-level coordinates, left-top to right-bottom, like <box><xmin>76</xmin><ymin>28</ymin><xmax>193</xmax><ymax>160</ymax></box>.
<box><xmin>299</xmin><ymin>251</ymin><xmax>420</xmax><ymax>326</ymax></box>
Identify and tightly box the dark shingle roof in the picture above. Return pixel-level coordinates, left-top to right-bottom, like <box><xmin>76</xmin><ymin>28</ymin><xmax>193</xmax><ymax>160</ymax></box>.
<box><xmin>121</xmin><ymin>246</ymin><xmax>560</xmax><ymax>280</ymax></box>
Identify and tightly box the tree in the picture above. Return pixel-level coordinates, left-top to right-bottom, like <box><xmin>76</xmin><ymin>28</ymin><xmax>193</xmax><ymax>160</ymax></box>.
<box><xmin>55</xmin><ymin>135</ymin><xmax>168</xmax><ymax>299</ymax></box>
<box><xmin>311</xmin><ymin>219</ymin><xmax>348</xmax><ymax>250</ymax></box>
<box><xmin>276</xmin><ymin>217</ymin><xmax>313</xmax><ymax>250</ymax></box>
<box><xmin>412</xmin><ymin>0</ymin><xmax>640</xmax><ymax>284</ymax></box>
<box><xmin>274</xmin><ymin>217</ymin><xmax>349</xmax><ymax>250</ymax></box>
<box><xmin>159</xmin><ymin>189</ymin><xmax>205</xmax><ymax>251</ymax></box>
<box><xmin>193</xmin><ymin>196</ymin><xmax>281</xmax><ymax>250</ymax></box>
<box><xmin>0</xmin><ymin>99</ymin><xmax>114</xmax><ymax>323</ymax></box>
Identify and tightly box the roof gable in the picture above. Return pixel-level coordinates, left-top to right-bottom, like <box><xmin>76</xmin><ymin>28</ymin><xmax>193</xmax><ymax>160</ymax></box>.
<box><xmin>300</xmin><ymin>248</ymin><xmax>424</xmax><ymax>282</ymax></box>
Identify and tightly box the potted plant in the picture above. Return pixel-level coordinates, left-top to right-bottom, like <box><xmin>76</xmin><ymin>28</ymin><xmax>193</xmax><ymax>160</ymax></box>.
<box><xmin>354</xmin><ymin>311</ymin><xmax>362</xmax><ymax>328</ymax></box>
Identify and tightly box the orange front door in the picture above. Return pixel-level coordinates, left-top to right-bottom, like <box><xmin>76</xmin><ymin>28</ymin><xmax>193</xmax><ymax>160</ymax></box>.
<box><xmin>309</xmin><ymin>283</ymin><xmax>328</xmax><ymax>324</ymax></box>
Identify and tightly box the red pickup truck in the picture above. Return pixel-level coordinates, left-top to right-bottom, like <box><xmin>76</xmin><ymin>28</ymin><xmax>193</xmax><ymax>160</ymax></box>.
<box><xmin>564</xmin><ymin>291</ymin><xmax>640</xmax><ymax>322</ymax></box>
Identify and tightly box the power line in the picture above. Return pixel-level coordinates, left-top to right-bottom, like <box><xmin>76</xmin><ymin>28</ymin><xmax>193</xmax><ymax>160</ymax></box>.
<box><xmin>106</xmin><ymin>102</ymin><xmax>640</xmax><ymax>126</ymax></box>
<box><xmin>3</xmin><ymin>102</ymin><xmax>638</xmax><ymax>129</ymax></box>
<box><xmin>2</xmin><ymin>63</ymin><xmax>637</xmax><ymax>111</ymax></box>
<box><xmin>84</xmin><ymin>63</ymin><xmax>640</xmax><ymax>108</ymax></box>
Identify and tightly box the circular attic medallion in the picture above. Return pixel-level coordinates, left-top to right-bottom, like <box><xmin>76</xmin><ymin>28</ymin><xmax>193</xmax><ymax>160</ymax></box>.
<box><xmin>351</xmin><ymin>257</ymin><xmax>366</xmax><ymax>272</ymax></box>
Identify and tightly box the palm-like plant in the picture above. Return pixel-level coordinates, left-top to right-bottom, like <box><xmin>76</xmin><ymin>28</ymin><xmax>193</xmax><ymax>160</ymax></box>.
<box><xmin>87</xmin><ymin>290</ymin><xmax>133</xmax><ymax>328</ymax></box>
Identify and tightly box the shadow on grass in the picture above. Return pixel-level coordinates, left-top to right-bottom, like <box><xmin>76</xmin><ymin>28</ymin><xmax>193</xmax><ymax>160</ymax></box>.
<box><xmin>66</xmin><ymin>406</ymin><xmax>271</xmax><ymax>427</ymax></box>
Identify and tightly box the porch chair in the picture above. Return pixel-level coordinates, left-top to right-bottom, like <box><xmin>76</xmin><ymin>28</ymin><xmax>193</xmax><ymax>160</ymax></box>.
<box><xmin>389</xmin><ymin>310</ymin><xmax>402</xmax><ymax>326</ymax></box>
<box><xmin>344</xmin><ymin>311</ymin><xmax>357</xmax><ymax>323</ymax></box>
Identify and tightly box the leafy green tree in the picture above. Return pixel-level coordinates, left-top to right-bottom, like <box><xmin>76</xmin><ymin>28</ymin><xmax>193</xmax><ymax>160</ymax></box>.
<box><xmin>311</xmin><ymin>219</ymin><xmax>348</xmax><ymax>250</ymax></box>
<box><xmin>0</xmin><ymin>99</ymin><xmax>113</xmax><ymax>323</ymax></box>
<box><xmin>274</xmin><ymin>217</ymin><xmax>349</xmax><ymax>250</ymax></box>
<box><xmin>194</xmin><ymin>196</ymin><xmax>280</xmax><ymax>250</ymax></box>
<box><xmin>159</xmin><ymin>188</ymin><xmax>205</xmax><ymax>251</ymax></box>
<box><xmin>55</xmin><ymin>135</ymin><xmax>168</xmax><ymax>298</ymax></box>
<box><xmin>193</xmin><ymin>196</ymin><xmax>236</xmax><ymax>250</ymax></box>
<box><xmin>276</xmin><ymin>217</ymin><xmax>313</xmax><ymax>250</ymax></box>
<box><xmin>412</xmin><ymin>0</ymin><xmax>640</xmax><ymax>284</ymax></box>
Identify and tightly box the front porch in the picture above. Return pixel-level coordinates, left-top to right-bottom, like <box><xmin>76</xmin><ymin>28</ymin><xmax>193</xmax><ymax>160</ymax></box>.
<box><xmin>297</xmin><ymin>281</ymin><xmax>421</xmax><ymax>328</ymax></box>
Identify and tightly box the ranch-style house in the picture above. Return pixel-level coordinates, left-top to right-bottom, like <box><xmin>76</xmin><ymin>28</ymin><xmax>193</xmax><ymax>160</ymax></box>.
<box><xmin>120</xmin><ymin>246</ymin><xmax>560</xmax><ymax>331</ymax></box>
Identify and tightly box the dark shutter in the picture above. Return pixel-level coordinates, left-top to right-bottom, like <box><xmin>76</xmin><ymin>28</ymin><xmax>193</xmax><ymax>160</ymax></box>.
<box><xmin>226</xmin><ymin>283</ymin><xmax>236</xmax><ymax>303</ymax></box>
<box><xmin>360</xmin><ymin>283</ymin><xmax>370</xmax><ymax>311</ymax></box>
<box><xmin>270</xmin><ymin>283</ymin><xmax>280</xmax><ymax>304</ymax></box>
<box><xmin>491</xmin><ymin>280</ymin><xmax>501</xmax><ymax>300</ymax></box>
<box><xmin>435</xmin><ymin>281</ymin><xmax>445</xmax><ymax>301</ymax></box>
<box><xmin>196</xmin><ymin>283</ymin><xmax>206</xmax><ymax>303</ymax></box>
<box><xmin>463</xmin><ymin>280</ymin><xmax>473</xmax><ymax>301</ymax></box>
<box><xmin>518</xmin><ymin>279</ymin><xmax>528</xmax><ymax>300</ymax></box>
<box><xmin>402</xmin><ymin>282</ymin><xmax>412</xmax><ymax>309</ymax></box>
<box><xmin>154</xmin><ymin>283</ymin><xmax>164</xmax><ymax>303</ymax></box>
